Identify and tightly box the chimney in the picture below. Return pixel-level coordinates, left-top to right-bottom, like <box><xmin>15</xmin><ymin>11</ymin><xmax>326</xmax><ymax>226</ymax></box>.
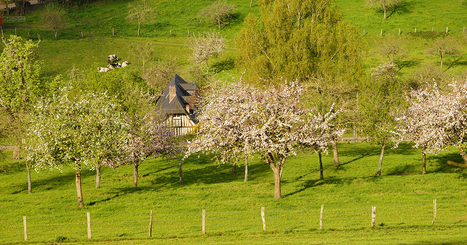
<box><xmin>169</xmin><ymin>86</ymin><xmax>176</xmax><ymax>102</ymax></box>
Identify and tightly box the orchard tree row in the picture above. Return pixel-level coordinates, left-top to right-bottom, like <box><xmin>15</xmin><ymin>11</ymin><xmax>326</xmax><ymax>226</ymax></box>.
<box><xmin>2</xmin><ymin>0</ymin><xmax>467</xmax><ymax>207</ymax></box>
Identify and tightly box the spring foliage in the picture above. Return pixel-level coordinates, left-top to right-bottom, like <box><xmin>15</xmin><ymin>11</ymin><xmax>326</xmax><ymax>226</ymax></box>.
<box><xmin>186</xmin><ymin>80</ymin><xmax>344</xmax><ymax>198</ymax></box>
<box><xmin>236</xmin><ymin>0</ymin><xmax>364</xmax><ymax>84</ymax></box>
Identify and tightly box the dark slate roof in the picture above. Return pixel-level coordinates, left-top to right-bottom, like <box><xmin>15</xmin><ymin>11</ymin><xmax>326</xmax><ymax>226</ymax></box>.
<box><xmin>155</xmin><ymin>74</ymin><xmax>198</xmax><ymax>119</ymax></box>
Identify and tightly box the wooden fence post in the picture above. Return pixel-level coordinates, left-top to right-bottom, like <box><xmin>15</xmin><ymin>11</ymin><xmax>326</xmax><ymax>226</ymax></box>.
<box><xmin>398</xmin><ymin>28</ymin><xmax>401</xmax><ymax>35</ymax></box>
<box><xmin>87</xmin><ymin>212</ymin><xmax>91</xmax><ymax>239</ymax></box>
<box><xmin>446</xmin><ymin>27</ymin><xmax>449</xmax><ymax>33</ymax></box>
<box><xmin>81</xmin><ymin>31</ymin><xmax>83</xmax><ymax>37</ymax></box>
<box><xmin>432</xmin><ymin>199</ymin><xmax>437</xmax><ymax>225</ymax></box>
<box><xmin>363</xmin><ymin>30</ymin><xmax>366</xmax><ymax>35</ymax></box>
<box><xmin>371</xmin><ymin>206</ymin><xmax>376</xmax><ymax>228</ymax></box>
<box><xmin>23</xmin><ymin>216</ymin><xmax>27</xmax><ymax>241</ymax></box>
<box><xmin>380</xmin><ymin>29</ymin><xmax>383</xmax><ymax>36</ymax></box>
<box><xmin>112</xmin><ymin>28</ymin><xmax>115</xmax><ymax>36</ymax></box>
<box><xmin>149</xmin><ymin>210</ymin><xmax>153</xmax><ymax>236</ymax></box>
<box><xmin>261</xmin><ymin>207</ymin><xmax>266</xmax><ymax>231</ymax></box>
<box><xmin>414</xmin><ymin>28</ymin><xmax>417</xmax><ymax>33</ymax></box>
<box><xmin>320</xmin><ymin>205</ymin><xmax>324</xmax><ymax>229</ymax></box>
<box><xmin>202</xmin><ymin>209</ymin><xmax>206</xmax><ymax>234</ymax></box>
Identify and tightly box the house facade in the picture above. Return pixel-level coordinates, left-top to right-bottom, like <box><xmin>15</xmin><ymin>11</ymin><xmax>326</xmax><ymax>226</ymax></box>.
<box><xmin>155</xmin><ymin>74</ymin><xmax>198</xmax><ymax>137</ymax></box>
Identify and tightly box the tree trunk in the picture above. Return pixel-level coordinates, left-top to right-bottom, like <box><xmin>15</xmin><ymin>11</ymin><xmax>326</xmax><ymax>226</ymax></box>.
<box><xmin>76</xmin><ymin>169</ymin><xmax>84</xmax><ymax>208</ymax></box>
<box><xmin>250</xmin><ymin>0</ymin><xmax>253</xmax><ymax>7</ymax></box>
<box><xmin>232</xmin><ymin>163</ymin><xmax>236</xmax><ymax>173</ymax></box>
<box><xmin>12</xmin><ymin>145</ymin><xmax>20</xmax><ymax>159</ymax></box>
<box><xmin>319</xmin><ymin>152</ymin><xmax>323</xmax><ymax>180</ymax></box>
<box><xmin>274</xmin><ymin>168</ymin><xmax>281</xmax><ymax>199</ymax></box>
<box><xmin>54</xmin><ymin>28</ymin><xmax>57</xmax><ymax>38</ymax></box>
<box><xmin>383</xmin><ymin>5</ymin><xmax>387</xmax><ymax>19</ymax></box>
<box><xmin>27</xmin><ymin>163</ymin><xmax>31</xmax><ymax>194</ymax></box>
<box><xmin>244</xmin><ymin>156</ymin><xmax>248</xmax><ymax>182</ymax></box>
<box><xmin>422</xmin><ymin>147</ymin><xmax>427</xmax><ymax>175</ymax></box>
<box><xmin>206</xmin><ymin>59</ymin><xmax>209</xmax><ymax>76</ymax></box>
<box><xmin>440</xmin><ymin>55</ymin><xmax>444</xmax><ymax>71</ymax></box>
<box><xmin>332</xmin><ymin>140</ymin><xmax>339</xmax><ymax>168</ymax></box>
<box><xmin>377</xmin><ymin>143</ymin><xmax>386</xmax><ymax>176</ymax></box>
<box><xmin>134</xmin><ymin>162</ymin><xmax>139</xmax><ymax>187</ymax></box>
<box><xmin>138</xmin><ymin>22</ymin><xmax>141</xmax><ymax>36</ymax></box>
<box><xmin>95</xmin><ymin>164</ymin><xmax>101</xmax><ymax>188</ymax></box>
<box><xmin>218</xmin><ymin>19</ymin><xmax>221</xmax><ymax>30</ymax></box>
<box><xmin>457</xmin><ymin>141</ymin><xmax>467</xmax><ymax>163</ymax></box>
<box><xmin>179</xmin><ymin>160</ymin><xmax>183</xmax><ymax>185</ymax></box>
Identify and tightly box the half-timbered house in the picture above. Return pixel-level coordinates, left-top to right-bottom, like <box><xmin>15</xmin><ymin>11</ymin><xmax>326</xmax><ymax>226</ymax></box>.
<box><xmin>155</xmin><ymin>74</ymin><xmax>198</xmax><ymax>136</ymax></box>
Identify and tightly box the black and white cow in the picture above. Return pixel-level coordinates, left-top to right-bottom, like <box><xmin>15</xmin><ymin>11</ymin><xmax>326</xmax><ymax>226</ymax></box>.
<box><xmin>107</xmin><ymin>54</ymin><xmax>119</xmax><ymax>64</ymax></box>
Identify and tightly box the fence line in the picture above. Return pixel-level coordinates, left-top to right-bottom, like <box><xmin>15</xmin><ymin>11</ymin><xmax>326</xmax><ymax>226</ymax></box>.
<box><xmin>2</xmin><ymin>201</ymin><xmax>467</xmax><ymax>243</ymax></box>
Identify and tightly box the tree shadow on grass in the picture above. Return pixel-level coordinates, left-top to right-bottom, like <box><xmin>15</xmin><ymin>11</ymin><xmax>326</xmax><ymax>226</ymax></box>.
<box><xmin>428</xmin><ymin>152</ymin><xmax>465</xmax><ymax>174</ymax></box>
<box><xmin>386</xmin><ymin>163</ymin><xmax>417</xmax><ymax>176</ymax></box>
<box><xmin>386</xmin><ymin>1</ymin><xmax>414</xmax><ymax>19</ymax></box>
<box><xmin>284</xmin><ymin>176</ymin><xmax>380</xmax><ymax>198</ymax></box>
<box><xmin>397</xmin><ymin>60</ymin><xmax>421</xmax><ymax>71</ymax></box>
<box><xmin>9</xmin><ymin>168</ymin><xmax>96</xmax><ymax>194</ymax></box>
<box><xmin>211</xmin><ymin>57</ymin><xmax>235</xmax><ymax>73</ymax></box>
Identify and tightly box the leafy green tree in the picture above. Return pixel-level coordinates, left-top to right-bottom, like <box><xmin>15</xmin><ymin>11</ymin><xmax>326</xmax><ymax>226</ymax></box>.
<box><xmin>199</xmin><ymin>0</ymin><xmax>236</xmax><ymax>30</ymax></box>
<box><xmin>377</xmin><ymin>36</ymin><xmax>406</xmax><ymax>64</ymax></box>
<box><xmin>360</xmin><ymin>62</ymin><xmax>403</xmax><ymax>176</ymax></box>
<box><xmin>143</xmin><ymin>59</ymin><xmax>179</xmax><ymax>93</ymax></box>
<box><xmin>27</xmin><ymin>89</ymin><xmax>129</xmax><ymax>207</ymax></box>
<box><xmin>0</xmin><ymin>35</ymin><xmax>42</xmax><ymax>194</ymax></box>
<box><xmin>41</xmin><ymin>3</ymin><xmax>66</xmax><ymax>38</ymax></box>
<box><xmin>427</xmin><ymin>37</ymin><xmax>462</xmax><ymax>71</ymax></box>
<box><xmin>126</xmin><ymin>0</ymin><xmax>155</xmax><ymax>36</ymax></box>
<box><xmin>187</xmin><ymin>32</ymin><xmax>225</xmax><ymax>76</ymax></box>
<box><xmin>366</xmin><ymin>0</ymin><xmax>401</xmax><ymax>20</ymax></box>
<box><xmin>236</xmin><ymin>0</ymin><xmax>364</xmax><ymax>85</ymax></box>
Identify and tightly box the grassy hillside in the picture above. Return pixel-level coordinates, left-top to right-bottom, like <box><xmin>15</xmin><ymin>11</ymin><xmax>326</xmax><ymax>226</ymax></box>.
<box><xmin>336</xmin><ymin>0</ymin><xmax>467</xmax><ymax>36</ymax></box>
<box><xmin>1</xmin><ymin>143</ymin><xmax>467</xmax><ymax>244</ymax></box>
<box><xmin>2</xmin><ymin>0</ymin><xmax>467</xmax><ymax>82</ymax></box>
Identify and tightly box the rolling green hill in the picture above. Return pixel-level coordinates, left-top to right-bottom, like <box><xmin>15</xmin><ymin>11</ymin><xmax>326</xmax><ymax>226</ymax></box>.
<box><xmin>2</xmin><ymin>0</ymin><xmax>467</xmax><ymax>82</ymax></box>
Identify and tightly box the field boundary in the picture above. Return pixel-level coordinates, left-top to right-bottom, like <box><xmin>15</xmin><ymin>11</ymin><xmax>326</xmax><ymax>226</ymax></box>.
<box><xmin>1</xmin><ymin>200</ymin><xmax>466</xmax><ymax>243</ymax></box>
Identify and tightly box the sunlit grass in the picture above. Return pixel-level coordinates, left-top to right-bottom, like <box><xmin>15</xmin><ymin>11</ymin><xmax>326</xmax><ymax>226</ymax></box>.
<box><xmin>1</xmin><ymin>142</ymin><xmax>467</xmax><ymax>244</ymax></box>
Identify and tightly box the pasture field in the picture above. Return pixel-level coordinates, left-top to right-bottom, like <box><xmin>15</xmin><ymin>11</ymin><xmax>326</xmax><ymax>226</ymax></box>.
<box><xmin>1</xmin><ymin>142</ymin><xmax>467</xmax><ymax>244</ymax></box>
<box><xmin>1</xmin><ymin>0</ymin><xmax>467</xmax><ymax>82</ymax></box>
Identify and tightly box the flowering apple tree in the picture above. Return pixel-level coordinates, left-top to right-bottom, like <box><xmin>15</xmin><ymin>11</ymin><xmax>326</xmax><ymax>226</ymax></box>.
<box><xmin>26</xmin><ymin>88</ymin><xmax>129</xmax><ymax>207</ymax></box>
<box><xmin>395</xmin><ymin>80</ymin><xmax>467</xmax><ymax>170</ymax></box>
<box><xmin>186</xmin><ymin>80</ymin><xmax>343</xmax><ymax>199</ymax></box>
<box><xmin>127</xmin><ymin>116</ymin><xmax>178</xmax><ymax>187</ymax></box>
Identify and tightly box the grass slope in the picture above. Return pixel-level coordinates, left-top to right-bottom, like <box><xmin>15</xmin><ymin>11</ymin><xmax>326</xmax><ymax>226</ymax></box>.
<box><xmin>1</xmin><ymin>142</ymin><xmax>467</xmax><ymax>244</ymax></box>
<box><xmin>2</xmin><ymin>0</ymin><xmax>467</xmax><ymax>82</ymax></box>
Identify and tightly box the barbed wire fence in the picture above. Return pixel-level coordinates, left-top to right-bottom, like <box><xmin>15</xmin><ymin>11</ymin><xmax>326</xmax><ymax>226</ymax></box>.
<box><xmin>1</xmin><ymin>200</ymin><xmax>467</xmax><ymax>243</ymax></box>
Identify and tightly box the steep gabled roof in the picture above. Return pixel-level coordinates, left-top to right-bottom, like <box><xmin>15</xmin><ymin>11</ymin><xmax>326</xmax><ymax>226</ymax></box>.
<box><xmin>155</xmin><ymin>74</ymin><xmax>197</xmax><ymax>118</ymax></box>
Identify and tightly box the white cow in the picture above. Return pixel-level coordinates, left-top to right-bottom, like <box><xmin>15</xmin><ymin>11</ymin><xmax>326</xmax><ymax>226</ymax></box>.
<box><xmin>97</xmin><ymin>67</ymin><xmax>109</xmax><ymax>72</ymax></box>
<box><xmin>121</xmin><ymin>61</ymin><xmax>129</xmax><ymax>68</ymax></box>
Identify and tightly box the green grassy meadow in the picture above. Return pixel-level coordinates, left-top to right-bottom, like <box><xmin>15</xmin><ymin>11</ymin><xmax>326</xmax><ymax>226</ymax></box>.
<box><xmin>2</xmin><ymin>0</ymin><xmax>467</xmax><ymax>82</ymax></box>
<box><xmin>2</xmin><ymin>143</ymin><xmax>467</xmax><ymax>244</ymax></box>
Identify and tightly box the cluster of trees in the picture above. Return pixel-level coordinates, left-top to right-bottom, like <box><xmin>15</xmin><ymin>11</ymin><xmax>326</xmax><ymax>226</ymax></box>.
<box><xmin>0</xmin><ymin>35</ymin><xmax>179</xmax><ymax>207</ymax></box>
<box><xmin>186</xmin><ymin>80</ymin><xmax>343</xmax><ymax>199</ymax></box>
<box><xmin>3</xmin><ymin>0</ymin><xmax>467</xmax><ymax>205</ymax></box>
